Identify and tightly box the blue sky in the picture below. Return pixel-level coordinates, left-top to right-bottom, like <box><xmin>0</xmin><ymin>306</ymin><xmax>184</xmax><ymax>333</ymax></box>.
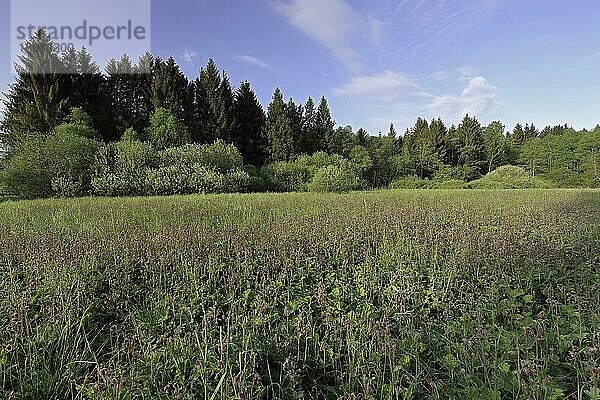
<box><xmin>2</xmin><ymin>0</ymin><xmax>600</xmax><ymax>134</ymax></box>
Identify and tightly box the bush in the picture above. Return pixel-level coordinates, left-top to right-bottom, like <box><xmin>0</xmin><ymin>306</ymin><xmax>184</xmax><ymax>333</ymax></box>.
<box><xmin>1</xmin><ymin>130</ymin><xmax>101</xmax><ymax>199</ymax></box>
<box><xmin>145</xmin><ymin>164</ymin><xmax>196</xmax><ymax>196</ymax></box>
<box><xmin>222</xmin><ymin>169</ymin><xmax>251</xmax><ymax>193</ymax></box>
<box><xmin>349</xmin><ymin>145</ymin><xmax>373</xmax><ymax>179</ymax></box>
<box><xmin>466</xmin><ymin>165</ymin><xmax>552</xmax><ymax>189</ymax></box>
<box><xmin>91</xmin><ymin>140</ymin><xmax>158</xmax><ymax>197</ymax></box>
<box><xmin>261</xmin><ymin>152</ymin><xmax>358</xmax><ymax>193</ymax></box>
<box><xmin>261</xmin><ymin>161</ymin><xmax>312</xmax><ymax>192</ymax></box>
<box><xmin>308</xmin><ymin>165</ymin><xmax>363</xmax><ymax>193</ymax></box>
<box><xmin>121</xmin><ymin>127</ymin><xmax>141</xmax><ymax>142</ymax></box>
<box><xmin>144</xmin><ymin>163</ymin><xmax>249</xmax><ymax>196</ymax></box>
<box><xmin>159</xmin><ymin>141</ymin><xmax>243</xmax><ymax>173</ymax></box>
<box><xmin>148</xmin><ymin>108</ymin><xmax>190</xmax><ymax>150</ymax></box>
<box><xmin>242</xmin><ymin>165</ymin><xmax>266</xmax><ymax>193</ymax></box>
<box><xmin>0</xmin><ymin>137</ymin><xmax>50</xmax><ymax>199</ymax></box>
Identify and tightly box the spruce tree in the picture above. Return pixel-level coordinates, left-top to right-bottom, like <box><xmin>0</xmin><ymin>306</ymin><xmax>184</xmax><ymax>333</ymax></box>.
<box><xmin>265</xmin><ymin>88</ymin><xmax>294</xmax><ymax>162</ymax></box>
<box><xmin>316</xmin><ymin>96</ymin><xmax>335</xmax><ymax>154</ymax></box>
<box><xmin>216</xmin><ymin>73</ymin><xmax>235</xmax><ymax>142</ymax></box>
<box><xmin>286</xmin><ymin>98</ymin><xmax>303</xmax><ymax>154</ymax></box>
<box><xmin>300</xmin><ymin>97</ymin><xmax>320</xmax><ymax>154</ymax></box>
<box><xmin>456</xmin><ymin>114</ymin><xmax>485</xmax><ymax>180</ymax></box>
<box><xmin>194</xmin><ymin>59</ymin><xmax>222</xmax><ymax>143</ymax></box>
<box><xmin>132</xmin><ymin>51</ymin><xmax>155</xmax><ymax>136</ymax></box>
<box><xmin>231</xmin><ymin>81</ymin><xmax>267</xmax><ymax>166</ymax></box>
<box><xmin>356</xmin><ymin>128</ymin><xmax>369</xmax><ymax>147</ymax></box>
<box><xmin>151</xmin><ymin>57</ymin><xmax>192</xmax><ymax>128</ymax></box>
<box><xmin>105</xmin><ymin>54</ymin><xmax>138</xmax><ymax>141</ymax></box>
<box><xmin>1</xmin><ymin>30</ymin><xmax>68</xmax><ymax>150</ymax></box>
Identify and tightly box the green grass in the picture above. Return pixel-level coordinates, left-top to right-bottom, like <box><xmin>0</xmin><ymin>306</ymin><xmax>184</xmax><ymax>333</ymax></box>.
<box><xmin>1</xmin><ymin>190</ymin><xmax>599</xmax><ymax>399</ymax></box>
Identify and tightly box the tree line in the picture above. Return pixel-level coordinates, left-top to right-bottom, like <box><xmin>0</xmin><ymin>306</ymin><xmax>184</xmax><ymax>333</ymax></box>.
<box><xmin>1</xmin><ymin>30</ymin><xmax>599</xmax><ymax>198</ymax></box>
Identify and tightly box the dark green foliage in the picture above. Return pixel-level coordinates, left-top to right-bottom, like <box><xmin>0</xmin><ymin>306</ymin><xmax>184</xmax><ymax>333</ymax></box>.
<box><xmin>1</xmin><ymin>30</ymin><xmax>69</xmax><ymax>149</ymax></box>
<box><xmin>231</xmin><ymin>82</ymin><xmax>267</xmax><ymax>166</ymax></box>
<box><xmin>482</xmin><ymin>121</ymin><xmax>507</xmax><ymax>173</ymax></box>
<box><xmin>192</xmin><ymin>59</ymin><xmax>235</xmax><ymax>143</ymax></box>
<box><xmin>316</xmin><ymin>97</ymin><xmax>336</xmax><ymax>154</ymax></box>
<box><xmin>265</xmin><ymin>88</ymin><xmax>295</xmax><ymax>162</ymax></box>
<box><xmin>456</xmin><ymin>115</ymin><xmax>485</xmax><ymax>180</ymax></box>
<box><xmin>121</xmin><ymin>127</ymin><xmax>141</xmax><ymax>142</ymax></box>
<box><xmin>299</xmin><ymin>97</ymin><xmax>321</xmax><ymax>154</ymax></box>
<box><xmin>151</xmin><ymin>57</ymin><xmax>193</xmax><ymax>129</ymax></box>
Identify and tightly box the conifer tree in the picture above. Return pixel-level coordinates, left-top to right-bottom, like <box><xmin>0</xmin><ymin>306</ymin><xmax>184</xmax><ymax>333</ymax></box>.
<box><xmin>151</xmin><ymin>57</ymin><xmax>192</xmax><ymax>128</ymax></box>
<box><xmin>286</xmin><ymin>98</ymin><xmax>303</xmax><ymax>153</ymax></box>
<box><xmin>356</xmin><ymin>128</ymin><xmax>369</xmax><ymax>147</ymax></box>
<box><xmin>300</xmin><ymin>97</ymin><xmax>320</xmax><ymax>154</ymax></box>
<box><xmin>194</xmin><ymin>59</ymin><xmax>222</xmax><ymax>143</ymax></box>
<box><xmin>265</xmin><ymin>88</ymin><xmax>294</xmax><ymax>162</ymax></box>
<box><xmin>216</xmin><ymin>73</ymin><xmax>235</xmax><ymax>142</ymax></box>
<box><xmin>457</xmin><ymin>114</ymin><xmax>485</xmax><ymax>180</ymax></box>
<box><xmin>232</xmin><ymin>81</ymin><xmax>267</xmax><ymax>166</ymax></box>
<box><xmin>316</xmin><ymin>96</ymin><xmax>335</xmax><ymax>153</ymax></box>
<box><xmin>105</xmin><ymin>54</ymin><xmax>138</xmax><ymax>141</ymax></box>
<box><xmin>1</xmin><ymin>30</ymin><xmax>68</xmax><ymax>150</ymax></box>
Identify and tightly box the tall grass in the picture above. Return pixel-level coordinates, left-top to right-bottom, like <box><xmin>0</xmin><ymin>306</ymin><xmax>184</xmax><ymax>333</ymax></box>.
<box><xmin>0</xmin><ymin>190</ymin><xmax>599</xmax><ymax>399</ymax></box>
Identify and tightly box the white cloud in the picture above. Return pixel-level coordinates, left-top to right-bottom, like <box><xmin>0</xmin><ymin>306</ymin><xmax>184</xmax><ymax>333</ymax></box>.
<box><xmin>333</xmin><ymin>71</ymin><xmax>431</xmax><ymax>102</ymax></box>
<box><xmin>333</xmin><ymin>71</ymin><xmax>499</xmax><ymax>132</ymax></box>
<box><xmin>429</xmin><ymin>67</ymin><xmax>474</xmax><ymax>81</ymax></box>
<box><xmin>270</xmin><ymin>0</ymin><xmax>374</xmax><ymax>71</ymax></box>
<box><xmin>428</xmin><ymin>76</ymin><xmax>499</xmax><ymax>116</ymax></box>
<box><xmin>182</xmin><ymin>49</ymin><xmax>199</xmax><ymax>64</ymax></box>
<box><xmin>235</xmin><ymin>55</ymin><xmax>272</xmax><ymax>70</ymax></box>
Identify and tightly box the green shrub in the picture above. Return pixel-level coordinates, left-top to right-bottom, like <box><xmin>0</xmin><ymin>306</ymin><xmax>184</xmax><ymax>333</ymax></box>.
<box><xmin>145</xmin><ymin>164</ymin><xmax>195</xmax><ymax>196</ymax></box>
<box><xmin>145</xmin><ymin>163</ymin><xmax>248</xmax><ymax>196</ymax></box>
<box><xmin>65</xmin><ymin>107</ymin><xmax>94</xmax><ymax>128</ymax></box>
<box><xmin>467</xmin><ymin>165</ymin><xmax>552</xmax><ymax>189</ymax></box>
<box><xmin>1</xmin><ymin>130</ymin><xmax>100</xmax><ymax>199</ymax></box>
<box><xmin>222</xmin><ymin>169</ymin><xmax>251</xmax><ymax>193</ymax></box>
<box><xmin>349</xmin><ymin>145</ymin><xmax>373</xmax><ymax>179</ymax></box>
<box><xmin>261</xmin><ymin>161</ymin><xmax>312</xmax><ymax>192</ymax></box>
<box><xmin>91</xmin><ymin>140</ymin><xmax>158</xmax><ymax>197</ymax></box>
<box><xmin>308</xmin><ymin>165</ymin><xmax>363</xmax><ymax>193</ymax></box>
<box><xmin>242</xmin><ymin>165</ymin><xmax>266</xmax><ymax>193</ymax></box>
<box><xmin>188</xmin><ymin>165</ymin><xmax>225</xmax><ymax>194</ymax></box>
<box><xmin>148</xmin><ymin>108</ymin><xmax>190</xmax><ymax>150</ymax></box>
<box><xmin>121</xmin><ymin>127</ymin><xmax>141</xmax><ymax>142</ymax></box>
<box><xmin>159</xmin><ymin>141</ymin><xmax>243</xmax><ymax>173</ymax></box>
<box><xmin>0</xmin><ymin>137</ymin><xmax>50</xmax><ymax>199</ymax></box>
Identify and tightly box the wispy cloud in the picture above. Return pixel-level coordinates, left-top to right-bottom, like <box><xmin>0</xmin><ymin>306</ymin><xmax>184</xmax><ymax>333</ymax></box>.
<box><xmin>374</xmin><ymin>0</ymin><xmax>507</xmax><ymax>59</ymax></box>
<box><xmin>429</xmin><ymin>67</ymin><xmax>474</xmax><ymax>81</ymax></box>
<box><xmin>269</xmin><ymin>0</ymin><xmax>377</xmax><ymax>71</ymax></box>
<box><xmin>333</xmin><ymin>71</ymin><xmax>431</xmax><ymax>102</ymax></box>
<box><xmin>333</xmin><ymin>70</ymin><xmax>499</xmax><ymax>130</ymax></box>
<box><xmin>235</xmin><ymin>55</ymin><xmax>272</xmax><ymax>70</ymax></box>
<box><xmin>182</xmin><ymin>49</ymin><xmax>199</xmax><ymax>64</ymax></box>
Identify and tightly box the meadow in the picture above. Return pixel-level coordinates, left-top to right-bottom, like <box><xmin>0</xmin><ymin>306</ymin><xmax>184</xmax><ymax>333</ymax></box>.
<box><xmin>0</xmin><ymin>190</ymin><xmax>599</xmax><ymax>399</ymax></box>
